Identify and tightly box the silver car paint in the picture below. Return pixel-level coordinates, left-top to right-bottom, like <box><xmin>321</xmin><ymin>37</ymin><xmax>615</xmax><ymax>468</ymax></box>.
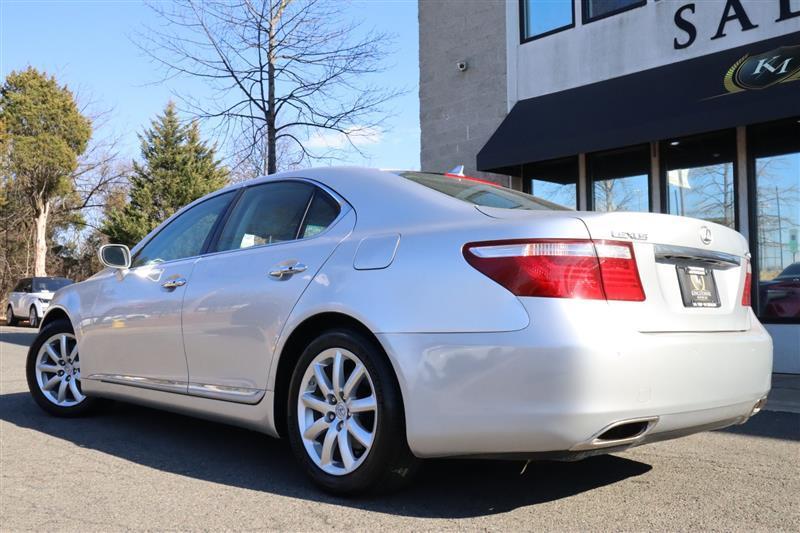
<box><xmin>43</xmin><ymin>167</ymin><xmax>772</xmax><ymax>455</ymax></box>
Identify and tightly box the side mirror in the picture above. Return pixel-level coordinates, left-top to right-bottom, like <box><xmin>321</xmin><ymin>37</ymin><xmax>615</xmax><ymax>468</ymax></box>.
<box><xmin>98</xmin><ymin>244</ymin><xmax>131</xmax><ymax>269</ymax></box>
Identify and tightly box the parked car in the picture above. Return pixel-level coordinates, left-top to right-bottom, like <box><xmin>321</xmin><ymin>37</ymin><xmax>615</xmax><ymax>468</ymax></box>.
<box><xmin>25</xmin><ymin>168</ymin><xmax>772</xmax><ymax>494</ymax></box>
<box><xmin>759</xmin><ymin>262</ymin><xmax>800</xmax><ymax>318</ymax></box>
<box><xmin>6</xmin><ymin>277</ymin><xmax>73</xmax><ymax>328</ymax></box>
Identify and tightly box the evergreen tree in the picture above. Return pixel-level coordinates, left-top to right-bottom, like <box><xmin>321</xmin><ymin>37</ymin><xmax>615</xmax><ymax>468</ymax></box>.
<box><xmin>104</xmin><ymin>102</ymin><xmax>228</xmax><ymax>247</ymax></box>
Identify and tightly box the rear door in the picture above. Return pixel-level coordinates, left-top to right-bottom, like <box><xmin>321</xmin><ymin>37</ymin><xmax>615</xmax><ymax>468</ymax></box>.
<box><xmin>181</xmin><ymin>181</ymin><xmax>352</xmax><ymax>402</ymax></box>
<box><xmin>12</xmin><ymin>279</ymin><xmax>32</xmax><ymax>315</ymax></box>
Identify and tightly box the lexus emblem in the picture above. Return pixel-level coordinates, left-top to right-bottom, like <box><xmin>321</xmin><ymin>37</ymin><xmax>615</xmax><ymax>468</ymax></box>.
<box><xmin>699</xmin><ymin>226</ymin><xmax>712</xmax><ymax>245</ymax></box>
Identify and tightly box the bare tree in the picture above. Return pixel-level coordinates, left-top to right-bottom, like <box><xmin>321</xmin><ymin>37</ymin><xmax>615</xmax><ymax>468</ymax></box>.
<box><xmin>138</xmin><ymin>0</ymin><xmax>400</xmax><ymax>174</ymax></box>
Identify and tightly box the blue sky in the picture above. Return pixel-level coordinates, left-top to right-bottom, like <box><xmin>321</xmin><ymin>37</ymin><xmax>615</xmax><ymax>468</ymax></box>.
<box><xmin>0</xmin><ymin>0</ymin><xmax>421</xmax><ymax>171</ymax></box>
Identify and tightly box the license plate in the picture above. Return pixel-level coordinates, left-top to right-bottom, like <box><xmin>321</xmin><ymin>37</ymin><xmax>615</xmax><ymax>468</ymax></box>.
<box><xmin>676</xmin><ymin>265</ymin><xmax>721</xmax><ymax>308</ymax></box>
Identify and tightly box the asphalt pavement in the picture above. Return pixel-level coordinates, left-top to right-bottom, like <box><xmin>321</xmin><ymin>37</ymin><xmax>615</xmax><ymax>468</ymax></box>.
<box><xmin>1</xmin><ymin>325</ymin><xmax>798</xmax><ymax>531</ymax></box>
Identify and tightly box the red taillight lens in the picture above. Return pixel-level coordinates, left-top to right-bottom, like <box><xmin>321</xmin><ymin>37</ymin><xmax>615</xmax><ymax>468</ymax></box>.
<box><xmin>742</xmin><ymin>259</ymin><xmax>752</xmax><ymax>307</ymax></box>
<box><xmin>463</xmin><ymin>239</ymin><xmax>645</xmax><ymax>302</ymax></box>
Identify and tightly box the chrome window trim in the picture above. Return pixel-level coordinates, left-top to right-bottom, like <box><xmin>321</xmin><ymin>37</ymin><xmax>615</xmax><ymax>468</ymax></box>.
<box><xmin>123</xmin><ymin>177</ymin><xmax>351</xmax><ymax>269</ymax></box>
<box><xmin>200</xmin><ymin>178</ymin><xmax>352</xmax><ymax>261</ymax></box>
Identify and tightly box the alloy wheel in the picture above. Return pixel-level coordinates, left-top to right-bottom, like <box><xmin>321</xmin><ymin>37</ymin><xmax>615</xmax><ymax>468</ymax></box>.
<box><xmin>6</xmin><ymin>306</ymin><xmax>12</xmax><ymax>325</ymax></box>
<box><xmin>296</xmin><ymin>347</ymin><xmax>377</xmax><ymax>476</ymax></box>
<box><xmin>29</xmin><ymin>308</ymin><xmax>37</xmax><ymax>327</ymax></box>
<box><xmin>34</xmin><ymin>332</ymin><xmax>84</xmax><ymax>407</ymax></box>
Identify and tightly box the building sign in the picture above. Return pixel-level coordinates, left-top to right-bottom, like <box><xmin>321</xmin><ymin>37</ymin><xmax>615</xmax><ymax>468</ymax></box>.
<box><xmin>724</xmin><ymin>44</ymin><xmax>800</xmax><ymax>92</ymax></box>
<box><xmin>674</xmin><ymin>0</ymin><xmax>800</xmax><ymax>50</ymax></box>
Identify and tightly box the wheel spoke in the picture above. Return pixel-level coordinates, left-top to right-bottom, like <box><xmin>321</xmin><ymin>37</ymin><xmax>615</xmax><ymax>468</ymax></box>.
<box><xmin>303</xmin><ymin>416</ymin><xmax>329</xmax><ymax>440</ymax></box>
<box><xmin>337</xmin><ymin>428</ymin><xmax>355</xmax><ymax>470</ymax></box>
<box><xmin>46</xmin><ymin>344</ymin><xmax>60</xmax><ymax>363</ymax></box>
<box><xmin>313</xmin><ymin>363</ymin><xmax>332</xmax><ymax>398</ymax></box>
<box><xmin>347</xmin><ymin>418</ymin><xmax>374</xmax><ymax>448</ymax></box>
<box><xmin>37</xmin><ymin>364</ymin><xmax>59</xmax><ymax>374</ymax></box>
<box><xmin>342</xmin><ymin>364</ymin><xmax>365</xmax><ymax>400</ymax></box>
<box><xmin>69</xmin><ymin>379</ymin><xmax>84</xmax><ymax>402</ymax></box>
<box><xmin>301</xmin><ymin>393</ymin><xmax>330</xmax><ymax>415</ymax></box>
<box><xmin>69</xmin><ymin>344</ymin><xmax>78</xmax><ymax>361</ymax></box>
<box><xmin>319</xmin><ymin>425</ymin><xmax>338</xmax><ymax>465</ymax></box>
<box><xmin>348</xmin><ymin>394</ymin><xmax>377</xmax><ymax>413</ymax></box>
<box><xmin>57</xmin><ymin>379</ymin><xmax>68</xmax><ymax>403</ymax></box>
<box><xmin>332</xmin><ymin>350</ymin><xmax>344</xmax><ymax>400</ymax></box>
<box><xmin>43</xmin><ymin>375</ymin><xmax>61</xmax><ymax>391</ymax></box>
<box><xmin>59</xmin><ymin>335</ymin><xmax>68</xmax><ymax>360</ymax></box>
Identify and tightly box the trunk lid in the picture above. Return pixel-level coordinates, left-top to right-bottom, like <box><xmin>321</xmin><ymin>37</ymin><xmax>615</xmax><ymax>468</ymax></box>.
<box><xmin>478</xmin><ymin>207</ymin><xmax>751</xmax><ymax>332</ymax></box>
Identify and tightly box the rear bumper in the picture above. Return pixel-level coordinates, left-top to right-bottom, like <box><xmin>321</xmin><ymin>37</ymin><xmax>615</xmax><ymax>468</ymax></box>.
<box><xmin>378</xmin><ymin>301</ymin><xmax>772</xmax><ymax>458</ymax></box>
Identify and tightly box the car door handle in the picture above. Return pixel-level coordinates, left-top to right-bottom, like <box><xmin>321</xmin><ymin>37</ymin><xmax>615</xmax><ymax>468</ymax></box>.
<box><xmin>269</xmin><ymin>263</ymin><xmax>307</xmax><ymax>279</ymax></box>
<box><xmin>161</xmin><ymin>278</ymin><xmax>187</xmax><ymax>289</ymax></box>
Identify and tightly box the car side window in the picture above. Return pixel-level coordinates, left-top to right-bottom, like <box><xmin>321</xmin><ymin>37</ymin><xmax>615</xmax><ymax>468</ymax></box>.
<box><xmin>215</xmin><ymin>181</ymin><xmax>316</xmax><ymax>252</ymax></box>
<box><xmin>300</xmin><ymin>190</ymin><xmax>341</xmax><ymax>238</ymax></box>
<box><xmin>21</xmin><ymin>279</ymin><xmax>32</xmax><ymax>293</ymax></box>
<box><xmin>132</xmin><ymin>191</ymin><xmax>235</xmax><ymax>268</ymax></box>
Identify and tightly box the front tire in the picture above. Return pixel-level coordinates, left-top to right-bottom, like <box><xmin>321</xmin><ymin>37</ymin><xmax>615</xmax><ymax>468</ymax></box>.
<box><xmin>6</xmin><ymin>305</ymin><xmax>19</xmax><ymax>326</ymax></box>
<box><xmin>286</xmin><ymin>329</ymin><xmax>419</xmax><ymax>494</ymax></box>
<box><xmin>26</xmin><ymin>318</ymin><xmax>98</xmax><ymax>417</ymax></box>
<box><xmin>28</xmin><ymin>306</ymin><xmax>39</xmax><ymax>328</ymax></box>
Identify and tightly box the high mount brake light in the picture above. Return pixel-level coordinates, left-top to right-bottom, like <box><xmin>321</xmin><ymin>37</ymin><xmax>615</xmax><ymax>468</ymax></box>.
<box><xmin>742</xmin><ymin>259</ymin><xmax>752</xmax><ymax>307</ymax></box>
<box><xmin>463</xmin><ymin>239</ymin><xmax>645</xmax><ymax>301</ymax></box>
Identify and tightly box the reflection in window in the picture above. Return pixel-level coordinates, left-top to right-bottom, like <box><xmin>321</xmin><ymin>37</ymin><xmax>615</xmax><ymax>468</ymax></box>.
<box><xmin>584</xmin><ymin>0</ymin><xmax>643</xmax><ymax>21</ymax></box>
<box><xmin>756</xmin><ymin>152</ymin><xmax>800</xmax><ymax>320</ymax></box>
<box><xmin>593</xmin><ymin>175</ymin><xmax>648</xmax><ymax>212</ymax></box>
<box><xmin>667</xmin><ymin>163</ymin><xmax>735</xmax><ymax>228</ymax></box>
<box><xmin>522</xmin><ymin>0</ymin><xmax>573</xmax><ymax>40</ymax></box>
<box><xmin>531</xmin><ymin>179</ymin><xmax>576</xmax><ymax>209</ymax></box>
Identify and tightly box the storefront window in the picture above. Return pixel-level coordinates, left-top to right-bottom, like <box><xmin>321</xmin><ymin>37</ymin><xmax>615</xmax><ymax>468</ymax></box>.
<box><xmin>583</xmin><ymin>0</ymin><xmax>645</xmax><ymax>22</ymax></box>
<box><xmin>521</xmin><ymin>0</ymin><xmax>573</xmax><ymax>41</ymax></box>
<box><xmin>531</xmin><ymin>180</ymin><xmax>576</xmax><ymax>210</ymax></box>
<box><xmin>752</xmin><ymin>119</ymin><xmax>800</xmax><ymax>321</ymax></box>
<box><xmin>663</xmin><ymin>130</ymin><xmax>736</xmax><ymax>228</ymax></box>
<box><xmin>589</xmin><ymin>145</ymin><xmax>650</xmax><ymax>212</ymax></box>
<box><xmin>523</xmin><ymin>156</ymin><xmax>578</xmax><ymax>209</ymax></box>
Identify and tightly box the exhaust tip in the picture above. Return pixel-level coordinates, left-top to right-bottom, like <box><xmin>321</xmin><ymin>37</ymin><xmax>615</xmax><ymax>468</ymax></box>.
<box><xmin>572</xmin><ymin>416</ymin><xmax>659</xmax><ymax>451</ymax></box>
<box><xmin>750</xmin><ymin>396</ymin><xmax>768</xmax><ymax>417</ymax></box>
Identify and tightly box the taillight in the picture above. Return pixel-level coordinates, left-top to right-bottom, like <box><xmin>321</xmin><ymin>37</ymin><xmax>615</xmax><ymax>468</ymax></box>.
<box><xmin>742</xmin><ymin>259</ymin><xmax>752</xmax><ymax>307</ymax></box>
<box><xmin>463</xmin><ymin>239</ymin><xmax>645</xmax><ymax>301</ymax></box>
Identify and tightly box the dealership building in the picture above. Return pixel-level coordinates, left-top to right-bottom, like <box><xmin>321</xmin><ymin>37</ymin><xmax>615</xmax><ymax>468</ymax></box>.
<box><xmin>419</xmin><ymin>0</ymin><xmax>799</xmax><ymax>372</ymax></box>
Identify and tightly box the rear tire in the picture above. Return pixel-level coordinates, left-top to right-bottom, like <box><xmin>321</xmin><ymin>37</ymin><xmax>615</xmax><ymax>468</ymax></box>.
<box><xmin>26</xmin><ymin>318</ymin><xmax>99</xmax><ymax>417</ymax></box>
<box><xmin>286</xmin><ymin>329</ymin><xmax>419</xmax><ymax>495</ymax></box>
<box><xmin>6</xmin><ymin>305</ymin><xmax>19</xmax><ymax>326</ymax></box>
<box><xmin>28</xmin><ymin>306</ymin><xmax>39</xmax><ymax>328</ymax></box>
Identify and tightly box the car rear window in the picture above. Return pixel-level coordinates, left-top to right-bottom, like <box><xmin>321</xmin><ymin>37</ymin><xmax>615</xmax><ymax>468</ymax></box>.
<box><xmin>398</xmin><ymin>171</ymin><xmax>569</xmax><ymax>211</ymax></box>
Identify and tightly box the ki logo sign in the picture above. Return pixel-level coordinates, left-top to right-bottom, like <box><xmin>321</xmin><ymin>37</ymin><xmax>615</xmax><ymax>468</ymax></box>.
<box><xmin>725</xmin><ymin>44</ymin><xmax>800</xmax><ymax>92</ymax></box>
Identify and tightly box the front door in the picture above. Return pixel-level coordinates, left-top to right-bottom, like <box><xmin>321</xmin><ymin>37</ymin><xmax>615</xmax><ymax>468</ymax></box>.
<box><xmin>181</xmin><ymin>181</ymin><xmax>351</xmax><ymax>401</ymax></box>
<box><xmin>81</xmin><ymin>191</ymin><xmax>236</xmax><ymax>390</ymax></box>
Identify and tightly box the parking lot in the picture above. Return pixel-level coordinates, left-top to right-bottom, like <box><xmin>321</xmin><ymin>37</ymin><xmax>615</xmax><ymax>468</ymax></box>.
<box><xmin>1</xmin><ymin>324</ymin><xmax>798</xmax><ymax>531</ymax></box>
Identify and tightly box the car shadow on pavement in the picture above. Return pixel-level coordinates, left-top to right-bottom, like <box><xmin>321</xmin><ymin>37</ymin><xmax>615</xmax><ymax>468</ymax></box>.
<box><xmin>719</xmin><ymin>410</ymin><xmax>800</xmax><ymax>441</ymax></box>
<box><xmin>0</xmin><ymin>328</ymin><xmax>37</xmax><ymax>348</ymax></box>
<box><xmin>0</xmin><ymin>391</ymin><xmax>653</xmax><ymax>518</ymax></box>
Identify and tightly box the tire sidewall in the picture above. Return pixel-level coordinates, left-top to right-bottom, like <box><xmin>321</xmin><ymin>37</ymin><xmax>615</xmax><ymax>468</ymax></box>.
<box><xmin>26</xmin><ymin>318</ymin><xmax>95</xmax><ymax>417</ymax></box>
<box><xmin>286</xmin><ymin>329</ymin><xmax>412</xmax><ymax>494</ymax></box>
<box><xmin>6</xmin><ymin>306</ymin><xmax>15</xmax><ymax>326</ymax></box>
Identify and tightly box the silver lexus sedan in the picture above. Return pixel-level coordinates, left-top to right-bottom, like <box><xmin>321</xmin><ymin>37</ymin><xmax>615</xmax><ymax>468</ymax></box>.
<box><xmin>26</xmin><ymin>167</ymin><xmax>772</xmax><ymax>494</ymax></box>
